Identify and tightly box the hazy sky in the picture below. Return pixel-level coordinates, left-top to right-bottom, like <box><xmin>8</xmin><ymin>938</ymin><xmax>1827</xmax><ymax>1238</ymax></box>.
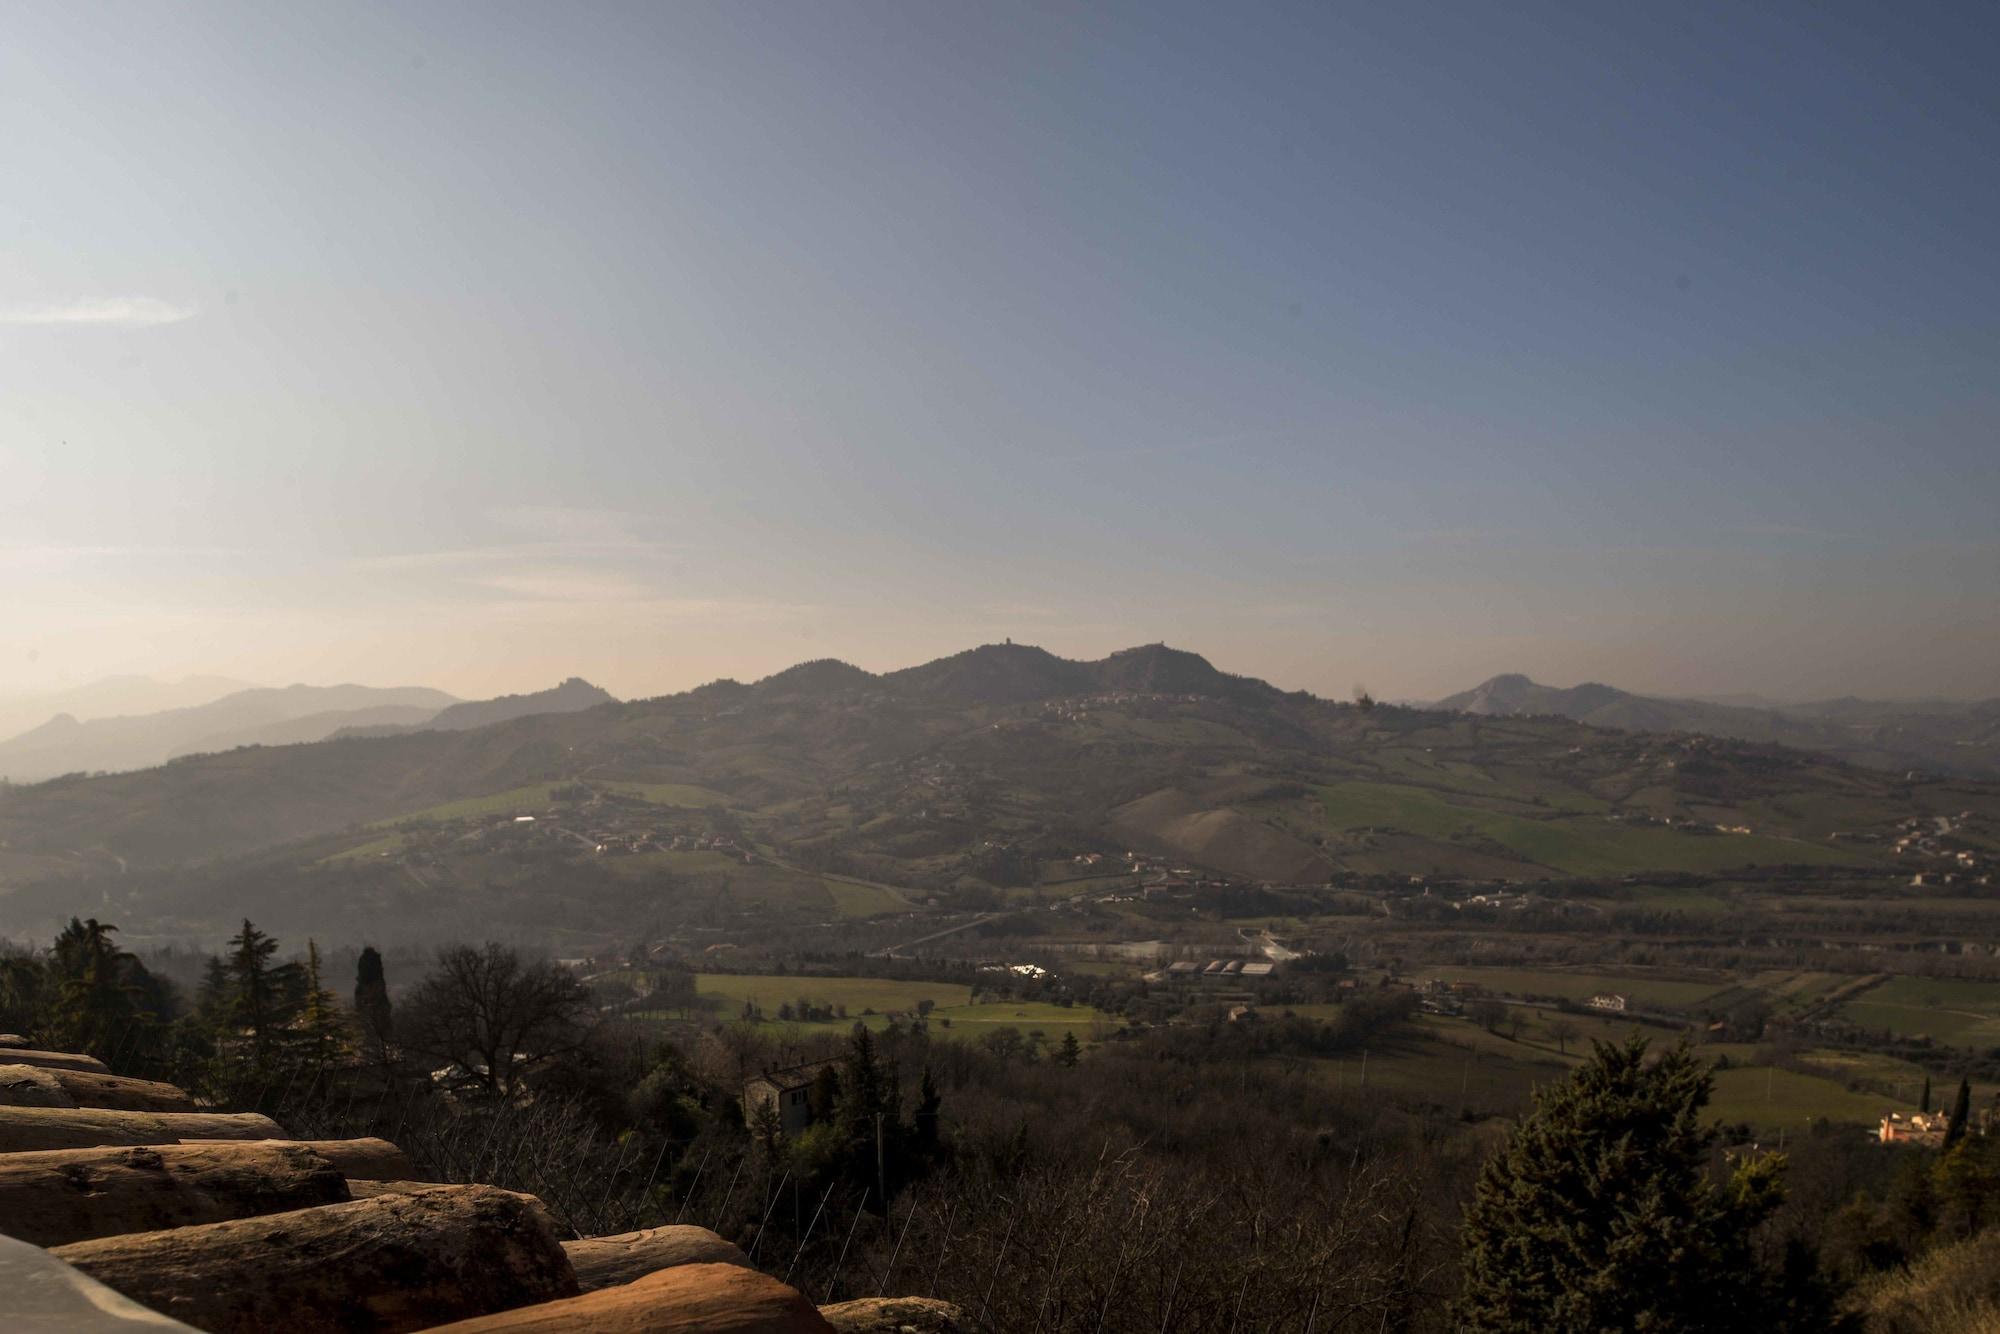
<box><xmin>3</xmin><ymin>1</ymin><xmax>1996</xmax><ymax>706</ymax></box>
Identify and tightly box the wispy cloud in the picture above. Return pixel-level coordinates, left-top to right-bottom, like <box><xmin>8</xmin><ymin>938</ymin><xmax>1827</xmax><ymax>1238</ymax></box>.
<box><xmin>0</xmin><ymin>296</ymin><xmax>198</xmax><ymax>328</ymax></box>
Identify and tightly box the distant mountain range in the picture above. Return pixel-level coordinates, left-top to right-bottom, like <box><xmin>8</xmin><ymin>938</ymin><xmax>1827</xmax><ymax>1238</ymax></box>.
<box><xmin>0</xmin><ymin>675</ymin><xmax>252</xmax><ymax>742</ymax></box>
<box><xmin>0</xmin><ymin>685</ymin><xmax>458</xmax><ymax>781</ymax></box>
<box><xmin>0</xmin><ymin>678</ymin><xmax>618</xmax><ymax>782</ymax></box>
<box><xmin>1427</xmin><ymin>674</ymin><xmax>2000</xmax><ymax>778</ymax></box>
<box><xmin>7</xmin><ymin>640</ymin><xmax>1992</xmax><ymax>945</ymax></box>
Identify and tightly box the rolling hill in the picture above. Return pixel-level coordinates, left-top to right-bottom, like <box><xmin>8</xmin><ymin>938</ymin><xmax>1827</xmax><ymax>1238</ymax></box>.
<box><xmin>0</xmin><ymin>643</ymin><xmax>1990</xmax><ymax>943</ymax></box>
<box><xmin>390</xmin><ymin>677</ymin><xmax>615</xmax><ymax>732</ymax></box>
<box><xmin>1429</xmin><ymin>674</ymin><xmax>2000</xmax><ymax>778</ymax></box>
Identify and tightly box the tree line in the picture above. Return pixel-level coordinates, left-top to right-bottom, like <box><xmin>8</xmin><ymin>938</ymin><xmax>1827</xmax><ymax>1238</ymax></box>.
<box><xmin>10</xmin><ymin>919</ymin><xmax>2000</xmax><ymax>1329</ymax></box>
<box><xmin>0</xmin><ymin>918</ymin><xmax>595</xmax><ymax>1106</ymax></box>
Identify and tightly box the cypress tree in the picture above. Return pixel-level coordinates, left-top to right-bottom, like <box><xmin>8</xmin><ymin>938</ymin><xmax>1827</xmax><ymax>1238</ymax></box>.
<box><xmin>1945</xmin><ymin>1079</ymin><xmax>1972</xmax><ymax>1149</ymax></box>
<box><xmin>1057</xmin><ymin>1031</ymin><xmax>1081</xmax><ymax>1068</ymax></box>
<box><xmin>354</xmin><ymin>945</ymin><xmax>393</xmax><ymax>1059</ymax></box>
<box><xmin>750</xmin><ymin>1097</ymin><xmax>785</xmax><ymax>1155</ymax></box>
<box><xmin>1921</xmin><ymin>1076</ymin><xmax>1932</xmax><ymax>1114</ymax></box>
<box><xmin>1455</xmin><ymin>1037</ymin><xmax>1788</xmax><ymax>1333</ymax></box>
<box><xmin>913</xmin><ymin>1065</ymin><xmax>941</xmax><ymax>1148</ymax></box>
<box><xmin>807</xmin><ymin>1063</ymin><xmax>841</xmax><ymax>1125</ymax></box>
<box><xmin>838</xmin><ymin>1023</ymin><xmax>885</xmax><ymax>1132</ymax></box>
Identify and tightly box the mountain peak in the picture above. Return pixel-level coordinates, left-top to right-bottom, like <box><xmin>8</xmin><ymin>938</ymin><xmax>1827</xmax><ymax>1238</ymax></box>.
<box><xmin>1094</xmin><ymin>643</ymin><xmax>1241</xmax><ymax>695</ymax></box>
<box><xmin>875</xmin><ymin>641</ymin><xmax>1283</xmax><ymax>707</ymax></box>
<box><xmin>421</xmin><ymin>679</ymin><xmax>615</xmax><ymax>732</ymax></box>
<box><xmin>884</xmin><ymin>642</ymin><xmax>1094</xmax><ymax>705</ymax></box>
<box><xmin>1436</xmin><ymin>675</ymin><xmax>1632</xmax><ymax>718</ymax></box>
<box><xmin>755</xmin><ymin>659</ymin><xmax>878</xmax><ymax>695</ymax></box>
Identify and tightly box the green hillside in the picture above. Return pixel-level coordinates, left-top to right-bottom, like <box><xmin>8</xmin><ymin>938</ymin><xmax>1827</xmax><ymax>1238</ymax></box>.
<box><xmin>1</xmin><ymin>641</ymin><xmax>1989</xmax><ymax>942</ymax></box>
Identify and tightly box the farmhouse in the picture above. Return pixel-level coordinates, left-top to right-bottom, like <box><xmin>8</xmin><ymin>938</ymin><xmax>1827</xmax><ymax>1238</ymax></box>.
<box><xmin>741</xmin><ymin>1059</ymin><xmax>840</xmax><ymax>1137</ymax></box>
<box><xmin>1879</xmin><ymin>1111</ymin><xmax>1950</xmax><ymax>1147</ymax></box>
<box><xmin>1586</xmin><ymin>993</ymin><xmax>1629</xmax><ymax>1013</ymax></box>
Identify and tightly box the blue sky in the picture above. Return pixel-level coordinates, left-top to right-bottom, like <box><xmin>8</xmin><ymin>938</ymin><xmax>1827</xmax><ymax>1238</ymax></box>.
<box><xmin>2</xmin><ymin>1</ymin><xmax>1995</xmax><ymax>703</ymax></box>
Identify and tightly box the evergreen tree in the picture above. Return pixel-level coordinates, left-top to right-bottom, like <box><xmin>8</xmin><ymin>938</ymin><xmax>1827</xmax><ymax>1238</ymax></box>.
<box><xmin>807</xmin><ymin>1063</ymin><xmax>841</xmax><ymax>1125</ymax></box>
<box><xmin>1921</xmin><ymin>1076</ymin><xmax>1932</xmax><ymax>1114</ymax></box>
<box><xmin>353</xmin><ymin>945</ymin><xmax>393</xmax><ymax>1059</ymax></box>
<box><xmin>833</xmin><ymin>1023</ymin><xmax>909</xmax><ymax>1196</ymax></box>
<box><xmin>1932</xmin><ymin>1134</ymin><xmax>2000</xmax><ymax>1240</ymax></box>
<box><xmin>46</xmin><ymin>918</ymin><xmax>152</xmax><ymax>1065</ymax></box>
<box><xmin>750</xmin><ymin>1096</ymin><xmax>785</xmax><ymax>1156</ymax></box>
<box><xmin>1945</xmin><ymin>1078</ymin><xmax>1972</xmax><ymax>1149</ymax></box>
<box><xmin>295</xmin><ymin>941</ymin><xmax>350</xmax><ymax>1069</ymax></box>
<box><xmin>196</xmin><ymin>956</ymin><xmax>233</xmax><ymax>1030</ymax></box>
<box><xmin>1057</xmin><ymin>1031</ymin><xmax>1081</xmax><ymax>1068</ymax></box>
<box><xmin>837</xmin><ymin>1023</ymin><xmax>887</xmax><ymax>1134</ymax></box>
<box><xmin>914</xmin><ymin>1065</ymin><xmax>941</xmax><ymax>1148</ymax></box>
<box><xmin>881</xmin><ymin>1049</ymin><xmax>902</xmax><ymax>1121</ymax></box>
<box><xmin>1455</xmin><ymin>1037</ymin><xmax>1790</xmax><ymax>1333</ymax></box>
<box><xmin>222</xmin><ymin>920</ymin><xmax>301</xmax><ymax>1069</ymax></box>
<box><xmin>0</xmin><ymin>954</ymin><xmax>49</xmax><ymax>1040</ymax></box>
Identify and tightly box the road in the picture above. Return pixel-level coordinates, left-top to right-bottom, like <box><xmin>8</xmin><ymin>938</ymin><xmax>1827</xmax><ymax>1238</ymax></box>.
<box><xmin>1238</xmin><ymin>927</ymin><xmax>1300</xmax><ymax>962</ymax></box>
<box><xmin>873</xmin><ymin>912</ymin><xmax>1000</xmax><ymax>958</ymax></box>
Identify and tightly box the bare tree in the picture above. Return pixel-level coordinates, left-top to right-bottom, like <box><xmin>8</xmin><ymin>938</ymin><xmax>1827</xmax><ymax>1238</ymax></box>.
<box><xmin>401</xmin><ymin>943</ymin><xmax>595</xmax><ymax>1097</ymax></box>
<box><xmin>1548</xmin><ymin>1018</ymin><xmax>1581</xmax><ymax>1055</ymax></box>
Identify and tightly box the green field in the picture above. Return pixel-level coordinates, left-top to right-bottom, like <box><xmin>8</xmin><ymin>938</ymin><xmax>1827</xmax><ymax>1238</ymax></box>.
<box><xmin>1708</xmin><ymin>1066</ymin><xmax>1895</xmax><ymax>1131</ymax></box>
<box><xmin>591</xmin><ymin>850</ymin><xmax>911</xmax><ymax>919</ymax></box>
<box><xmin>1317</xmin><ymin>1018</ymin><xmax>1573</xmax><ymax>1113</ymax></box>
<box><xmin>371</xmin><ymin>779</ymin><xmax>731</xmax><ymax>830</ymax></box>
<box><xmin>929</xmin><ymin>1000</ymin><xmax>1115</xmax><ymax>1043</ymax></box>
<box><xmin>1752</xmin><ymin>970</ymin><xmax>1855</xmax><ymax>1005</ymax></box>
<box><xmin>1367</xmin><ymin>748</ymin><xmax>1607</xmax><ymax>810</ymax></box>
<box><xmin>1316</xmin><ymin>782</ymin><xmax>1861</xmax><ymax>875</ymax></box>
<box><xmin>822</xmin><ymin>876</ymin><xmax>911</xmax><ymax>918</ymax></box>
<box><xmin>604</xmin><ymin>781</ymin><xmax>734</xmax><ymax>808</ymax></box>
<box><xmin>1797</xmin><ymin>1047</ymin><xmax>2000</xmax><ymax>1110</ymax></box>
<box><xmin>1611</xmin><ymin>885</ymin><xmax>1737</xmax><ymax>916</ymax></box>
<box><xmin>1837</xmin><ymin>976</ymin><xmax>2000</xmax><ymax>1048</ymax></box>
<box><xmin>696</xmin><ymin>973</ymin><xmax>974</xmax><ymax>1015</ymax></box>
<box><xmin>686</xmin><ymin>975</ymin><xmax>1114</xmax><ymax>1043</ymax></box>
<box><xmin>1303</xmin><ymin>1010</ymin><xmax>1909</xmax><ymax>1132</ymax></box>
<box><xmin>320</xmin><ymin>831</ymin><xmax>409</xmax><ymax>863</ymax></box>
<box><xmin>599</xmin><ymin>853</ymin><xmax>908</xmax><ymax>918</ymax></box>
<box><xmin>601</xmin><ymin>851</ymin><xmax>824</xmax><ymax>909</ymax></box>
<box><xmin>1409</xmin><ymin>965</ymin><xmax>1735</xmax><ymax>1009</ymax></box>
<box><xmin>373</xmin><ymin>784</ymin><xmax>568</xmax><ymax>826</ymax></box>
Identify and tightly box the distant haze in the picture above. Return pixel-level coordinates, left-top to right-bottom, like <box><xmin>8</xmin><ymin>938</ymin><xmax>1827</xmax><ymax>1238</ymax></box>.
<box><xmin>3</xmin><ymin>3</ymin><xmax>1995</xmax><ymax>703</ymax></box>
